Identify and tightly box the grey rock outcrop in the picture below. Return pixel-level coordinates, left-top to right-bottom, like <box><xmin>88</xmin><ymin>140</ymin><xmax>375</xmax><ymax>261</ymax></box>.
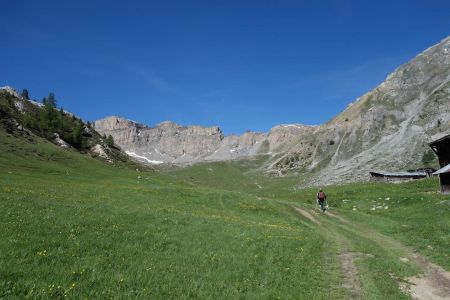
<box><xmin>0</xmin><ymin>86</ymin><xmax>20</xmax><ymax>98</ymax></box>
<box><xmin>53</xmin><ymin>133</ymin><xmax>70</xmax><ymax>148</ymax></box>
<box><xmin>90</xmin><ymin>144</ymin><xmax>110</xmax><ymax>161</ymax></box>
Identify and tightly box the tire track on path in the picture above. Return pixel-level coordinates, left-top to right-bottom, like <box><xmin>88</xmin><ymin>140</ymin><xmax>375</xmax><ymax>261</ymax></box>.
<box><xmin>294</xmin><ymin>207</ymin><xmax>364</xmax><ymax>299</ymax></box>
<box><xmin>325</xmin><ymin>210</ymin><xmax>450</xmax><ymax>300</ymax></box>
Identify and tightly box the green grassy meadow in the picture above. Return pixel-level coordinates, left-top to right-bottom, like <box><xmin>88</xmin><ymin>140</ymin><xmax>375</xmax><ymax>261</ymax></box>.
<box><xmin>1</xmin><ymin>128</ymin><xmax>449</xmax><ymax>299</ymax></box>
<box><xmin>167</xmin><ymin>160</ymin><xmax>450</xmax><ymax>271</ymax></box>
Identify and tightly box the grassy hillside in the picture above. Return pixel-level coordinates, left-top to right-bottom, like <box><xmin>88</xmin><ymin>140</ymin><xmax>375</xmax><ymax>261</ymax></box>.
<box><xmin>1</xmin><ymin>123</ymin><xmax>449</xmax><ymax>298</ymax></box>
<box><xmin>0</xmin><ymin>90</ymin><xmax>129</xmax><ymax>165</ymax></box>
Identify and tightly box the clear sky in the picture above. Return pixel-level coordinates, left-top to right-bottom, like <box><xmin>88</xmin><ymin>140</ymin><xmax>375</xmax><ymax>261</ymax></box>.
<box><xmin>1</xmin><ymin>1</ymin><xmax>449</xmax><ymax>134</ymax></box>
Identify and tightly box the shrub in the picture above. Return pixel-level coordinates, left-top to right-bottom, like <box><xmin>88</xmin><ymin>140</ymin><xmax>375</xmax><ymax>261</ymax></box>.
<box><xmin>422</xmin><ymin>149</ymin><xmax>436</xmax><ymax>166</ymax></box>
<box><xmin>105</xmin><ymin>135</ymin><xmax>115</xmax><ymax>146</ymax></box>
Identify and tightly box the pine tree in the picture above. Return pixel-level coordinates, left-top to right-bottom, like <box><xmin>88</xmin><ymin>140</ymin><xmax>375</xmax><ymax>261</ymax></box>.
<box><xmin>106</xmin><ymin>135</ymin><xmax>115</xmax><ymax>146</ymax></box>
<box><xmin>46</xmin><ymin>92</ymin><xmax>57</xmax><ymax>108</ymax></box>
<box><xmin>72</xmin><ymin>122</ymin><xmax>84</xmax><ymax>148</ymax></box>
<box><xmin>21</xmin><ymin>89</ymin><xmax>29</xmax><ymax>100</ymax></box>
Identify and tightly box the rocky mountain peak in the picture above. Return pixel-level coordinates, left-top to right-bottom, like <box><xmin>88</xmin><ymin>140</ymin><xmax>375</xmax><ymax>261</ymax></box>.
<box><xmin>95</xmin><ymin>116</ymin><xmax>146</xmax><ymax>132</ymax></box>
<box><xmin>156</xmin><ymin>120</ymin><xmax>180</xmax><ymax>129</ymax></box>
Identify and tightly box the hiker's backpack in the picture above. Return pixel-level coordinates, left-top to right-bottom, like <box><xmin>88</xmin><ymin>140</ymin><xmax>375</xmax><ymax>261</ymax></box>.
<box><xmin>318</xmin><ymin>192</ymin><xmax>325</xmax><ymax>200</ymax></box>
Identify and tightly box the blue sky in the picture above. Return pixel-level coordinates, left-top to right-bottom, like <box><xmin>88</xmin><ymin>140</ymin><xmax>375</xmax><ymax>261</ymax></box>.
<box><xmin>1</xmin><ymin>1</ymin><xmax>449</xmax><ymax>134</ymax></box>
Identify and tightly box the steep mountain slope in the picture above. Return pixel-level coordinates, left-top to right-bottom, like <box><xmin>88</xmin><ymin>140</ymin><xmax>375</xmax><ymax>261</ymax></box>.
<box><xmin>95</xmin><ymin>36</ymin><xmax>450</xmax><ymax>185</ymax></box>
<box><xmin>0</xmin><ymin>87</ymin><xmax>132</xmax><ymax>166</ymax></box>
<box><xmin>274</xmin><ymin>35</ymin><xmax>450</xmax><ymax>186</ymax></box>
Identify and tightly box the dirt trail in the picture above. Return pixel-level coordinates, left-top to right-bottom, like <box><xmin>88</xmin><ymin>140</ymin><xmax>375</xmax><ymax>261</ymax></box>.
<box><xmin>325</xmin><ymin>210</ymin><xmax>352</xmax><ymax>225</ymax></box>
<box><xmin>339</xmin><ymin>252</ymin><xmax>365</xmax><ymax>299</ymax></box>
<box><xmin>294</xmin><ymin>207</ymin><xmax>321</xmax><ymax>225</ymax></box>
<box><xmin>294</xmin><ymin>206</ymin><xmax>450</xmax><ymax>299</ymax></box>
<box><xmin>403</xmin><ymin>254</ymin><xmax>450</xmax><ymax>300</ymax></box>
<box><xmin>294</xmin><ymin>207</ymin><xmax>364</xmax><ymax>299</ymax></box>
<box><xmin>324</xmin><ymin>209</ymin><xmax>450</xmax><ymax>300</ymax></box>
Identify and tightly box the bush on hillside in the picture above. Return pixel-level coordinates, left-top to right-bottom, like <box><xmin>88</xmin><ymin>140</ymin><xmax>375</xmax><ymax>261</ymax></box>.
<box><xmin>422</xmin><ymin>149</ymin><xmax>436</xmax><ymax>166</ymax></box>
<box><xmin>105</xmin><ymin>135</ymin><xmax>114</xmax><ymax>146</ymax></box>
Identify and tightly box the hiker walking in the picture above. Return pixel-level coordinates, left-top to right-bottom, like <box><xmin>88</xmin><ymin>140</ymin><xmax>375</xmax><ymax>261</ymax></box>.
<box><xmin>317</xmin><ymin>189</ymin><xmax>327</xmax><ymax>212</ymax></box>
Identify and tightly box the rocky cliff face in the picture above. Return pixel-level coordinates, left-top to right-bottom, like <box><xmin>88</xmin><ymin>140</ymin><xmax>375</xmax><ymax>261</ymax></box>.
<box><xmin>95</xmin><ymin>36</ymin><xmax>450</xmax><ymax>185</ymax></box>
<box><xmin>94</xmin><ymin>116</ymin><xmax>315</xmax><ymax>164</ymax></box>
<box><xmin>94</xmin><ymin>117</ymin><xmax>224</xmax><ymax>163</ymax></box>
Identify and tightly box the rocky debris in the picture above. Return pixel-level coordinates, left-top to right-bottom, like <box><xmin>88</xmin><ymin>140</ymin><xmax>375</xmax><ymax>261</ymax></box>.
<box><xmin>12</xmin><ymin>118</ymin><xmax>24</xmax><ymax>131</ymax></box>
<box><xmin>14</xmin><ymin>100</ymin><xmax>25</xmax><ymax>113</ymax></box>
<box><xmin>0</xmin><ymin>116</ymin><xmax>32</xmax><ymax>138</ymax></box>
<box><xmin>90</xmin><ymin>144</ymin><xmax>112</xmax><ymax>163</ymax></box>
<box><xmin>205</xmin><ymin>131</ymin><xmax>267</xmax><ymax>161</ymax></box>
<box><xmin>53</xmin><ymin>133</ymin><xmax>70</xmax><ymax>148</ymax></box>
<box><xmin>267</xmin><ymin>124</ymin><xmax>315</xmax><ymax>152</ymax></box>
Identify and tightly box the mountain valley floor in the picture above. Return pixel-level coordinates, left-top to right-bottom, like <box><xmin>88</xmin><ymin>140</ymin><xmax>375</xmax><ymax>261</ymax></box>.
<box><xmin>0</xmin><ymin>129</ymin><xmax>449</xmax><ymax>299</ymax></box>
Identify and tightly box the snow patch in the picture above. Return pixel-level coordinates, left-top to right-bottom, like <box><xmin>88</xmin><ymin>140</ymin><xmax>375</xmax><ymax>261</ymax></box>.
<box><xmin>126</xmin><ymin>151</ymin><xmax>164</xmax><ymax>164</ymax></box>
<box><xmin>29</xmin><ymin>100</ymin><xmax>44</xmax><ymax>108</ymax></box>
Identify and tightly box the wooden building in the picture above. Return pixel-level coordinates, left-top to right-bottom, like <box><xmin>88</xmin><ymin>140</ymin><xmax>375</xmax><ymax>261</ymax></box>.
<box><xmin>369</xmin><ymin>171</ymin><xmax>427</xmax><ymax>183</ymax></box>
<box><xmin>429</xmin><ymin>134</ymin><xmax>450</xmax><ymax>194</ymax></box>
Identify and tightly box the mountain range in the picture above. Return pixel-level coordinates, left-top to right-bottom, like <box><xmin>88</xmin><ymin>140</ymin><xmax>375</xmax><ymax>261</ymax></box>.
<box><xmin>1</xmin><ymin>36</ymin><xmax>449</xmax><ymax>186</ymax></box>
<box><xmin>94</xmin><ymin>36</ymin><xmax>450</xmax><ymax>186</ymax></box>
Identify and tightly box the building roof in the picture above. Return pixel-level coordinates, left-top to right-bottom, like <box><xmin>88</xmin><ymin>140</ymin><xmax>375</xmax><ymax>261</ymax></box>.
<box><xmin>433</xmin><ymin>163</ymin><xmax>450</xmax><ymax>175</ymax></box>
<box><xmin>370</xmin><ymin>171</ymin><xmax>427</xmax><ymax>178</ymax></box>
<box><xmin>429</xmin><ymin>134</ymin><xmax>450</xmax><ymax>149</ymax></box>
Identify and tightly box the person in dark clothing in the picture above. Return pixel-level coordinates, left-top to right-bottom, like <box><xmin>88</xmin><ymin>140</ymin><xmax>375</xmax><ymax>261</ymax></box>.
<box><xmin>317</xmin><ymin>189</ymin><xmax>327</xmax><ymax>212</ymax></box>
